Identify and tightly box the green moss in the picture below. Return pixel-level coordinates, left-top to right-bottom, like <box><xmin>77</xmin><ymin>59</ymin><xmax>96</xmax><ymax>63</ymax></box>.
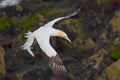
<box><xmin>0</xmin><ymin>18</ymin><xmax>14</xmax><ymax>31</ymax></box>
<box><xmin>13</xmin><ymin>16</ymin><xmax>39</xmax><ymax>48</ymax></box>
<box><xmin>16</xmin><ymin>16</ymin><xmax>38</xmax><ymax>32</ymax></box>
<box><xmin>60</xmin><ymin>19</ymin><xmax>86</xmax><ymax>51</ymax></box>
<box><xmin>73</xmin><ymin>28</ymin><xmax>85</xmax><ymax>39</ymax></box>
<box><xmin>111</xmin><ymin>44</ymin><xmax>120</xmax><ymax>59</ymax></box>
<box><xmin>37</xmin><ymin>8</ymin><xmax>53</xmax><ymax>16</ymax></box>
<box><xmin>70</xmin><ymin>19</ymin><xmax>85</xmax><ymax>38</ymax></box>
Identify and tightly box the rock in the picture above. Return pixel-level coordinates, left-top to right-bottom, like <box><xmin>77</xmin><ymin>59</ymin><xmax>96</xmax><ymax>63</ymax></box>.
<box><xmin>113</xmin><ymin>37</ymin><xmax>120</xmax><ymax>45</ymax></box>
<box><xmin>0</xmin><ymin>46</ymin><xmax>6</xmax><ymax>76</ymax></box>
<box><xmin>93</xmin><ymin>54</ymin><xmax>104</xmax><ymax>69</ymax></box>
<box><xmin>99</xmin><ymin>30</ymin><xmax>107</xmax><ymax>41</ymax></box>
<box><xmin>88</xmin><ymin>49</ymin><xmax>108</xmax><ymax>69</ymax></box>
<box><xmin>102</xmin><ymin>59</ymin><xmax>120</xmax><ymax>80</ymax></box>
<box><xmin>109</xmin><ymin>10</ymin><xmax>120</xmax><ymax>32</ymax></box>
<box><xmin>83</xmin><ymin>38</ymin><xmax>96</xmax><ymax>50</ymax></box>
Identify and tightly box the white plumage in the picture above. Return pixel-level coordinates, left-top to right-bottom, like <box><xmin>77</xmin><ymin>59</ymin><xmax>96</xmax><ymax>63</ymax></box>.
<box><xmin>22</xmin><ymin>8</ymin><xmax>81</xmax><ymax>57</ymax></box>
<box><xmin>21</xmin><ymin>8</ymin><xmax>81</xmax><ymax>76</ymax></box>
<box><xmin>22</xmin><ymin>31</ymin><xmax>35</xmax><ymax>57</ymax></box>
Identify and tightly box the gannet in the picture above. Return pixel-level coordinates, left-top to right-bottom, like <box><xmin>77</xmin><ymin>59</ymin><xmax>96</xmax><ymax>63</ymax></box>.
<box><xmin>22</xmin><ymin>8</ymin><xmax>81</xmax><ymax>76</ymax></box>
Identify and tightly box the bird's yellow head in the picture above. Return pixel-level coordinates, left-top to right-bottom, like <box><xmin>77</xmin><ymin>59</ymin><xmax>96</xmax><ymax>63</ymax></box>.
<box><xmin>58</xmin><ymin>30</ymin><xmax>71</xmax><ymax>42</ymax></box>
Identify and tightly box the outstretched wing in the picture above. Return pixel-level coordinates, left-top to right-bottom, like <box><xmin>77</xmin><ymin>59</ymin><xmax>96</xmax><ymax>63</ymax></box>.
<box><xmin>44</xmin><ymin>7</ymin><xmax>81</xmax><ymax>28</ymax></box>
<box><xmin>48</xmin><ymin>55</ymin><xmax>67</xmax><ymax>77</ymax></box>
<box><xmin>35</xmin><ymin>35</ymin><xmax>57</xmax><ymax>57</ymax></box>
<box><xmin>35</xmin><ymin>35</ymin><xmax>67</xmax><ymax>76</ymax></box>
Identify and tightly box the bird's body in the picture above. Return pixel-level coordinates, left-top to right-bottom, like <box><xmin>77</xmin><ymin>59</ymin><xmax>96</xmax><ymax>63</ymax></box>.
<box><xmin>22</xmin><ymin>8</ymin><xmax>81</xmax><ymax>76</ymax></box>
<box><xmin>34</xmin><ymin>27</ymin><xmax>58</xmax><ymax>57</ymax></box>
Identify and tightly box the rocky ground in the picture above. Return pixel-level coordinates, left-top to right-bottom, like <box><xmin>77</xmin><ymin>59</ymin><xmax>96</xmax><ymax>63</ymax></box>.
<box><xmin>0</xmin><ymin>0</ymin><xmax>120</xmax><ymax>80</ymax></box>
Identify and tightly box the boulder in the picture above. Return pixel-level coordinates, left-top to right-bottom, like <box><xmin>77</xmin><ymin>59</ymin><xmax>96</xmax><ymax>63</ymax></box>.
<box><xmin>109</xmin><ymin>10</ymin><xmax>120</xmax><ymax>32</ymax></box>
<box><xmin>103</xmin><ymin>59</ymin><xmax>120</xmax><ymax>80</ymax></box>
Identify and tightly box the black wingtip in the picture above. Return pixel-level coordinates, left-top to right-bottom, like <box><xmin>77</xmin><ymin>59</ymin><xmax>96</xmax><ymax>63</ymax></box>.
<box><xmin>65</xmin><ymin>7</ymin><xmax>81</xmax><ymax>18</ymax></box>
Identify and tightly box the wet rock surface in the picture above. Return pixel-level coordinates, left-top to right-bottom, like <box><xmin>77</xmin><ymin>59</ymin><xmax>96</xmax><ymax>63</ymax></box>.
<box><xmin>0</xmin><ymin>0</ymin><xmax>120</xmax><ymax>80</ymax></box>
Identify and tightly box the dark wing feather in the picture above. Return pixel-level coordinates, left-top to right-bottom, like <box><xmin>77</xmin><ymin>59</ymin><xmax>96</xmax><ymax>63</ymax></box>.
<box><xmin>48</xmin><ymin>55</ymin><xmax>67</xmax><ymax>77</ymax></box>
<box><xmin>38</xmin><ymin>47</ymin><xmax>68</xmax><ymax>77</ymax></box>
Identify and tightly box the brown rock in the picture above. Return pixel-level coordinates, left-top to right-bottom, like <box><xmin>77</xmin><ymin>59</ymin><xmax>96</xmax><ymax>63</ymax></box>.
<box><xmin>0</xmin><ymin>47</ymin><xmax>6</xmax><ymax>76</ymax></box>
<box><xmin>109</xmin><ymin>10</ymin><xmax>120</xmax><ymax>32</ymax></box>
<box><xmin>103</xmin><ymin>59</ymin><xmax>120</xmax><ymax>80</ymax></box>
<box><xmin>89</xmin><ymin>49</ymin><xmax>108</xmax><ymax>69</ymax></box>
<box><xmin>84</xmin><ymin>38</ymin><xmax>96</xmax><ymax>50</ymax></box>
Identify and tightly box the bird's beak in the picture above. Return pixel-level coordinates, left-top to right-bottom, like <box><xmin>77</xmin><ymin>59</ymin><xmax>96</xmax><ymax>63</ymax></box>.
<box><xmin>65</xmin><ymin>36</ymin><xmax>71</xmax><ymax>42</ymax></box>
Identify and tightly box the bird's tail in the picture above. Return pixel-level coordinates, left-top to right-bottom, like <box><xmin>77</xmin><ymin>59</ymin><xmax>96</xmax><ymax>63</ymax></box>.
<box><xmin>21</xmin><ymin>31</ymin><xmax>35</xmax><ymax>57</ymax></box>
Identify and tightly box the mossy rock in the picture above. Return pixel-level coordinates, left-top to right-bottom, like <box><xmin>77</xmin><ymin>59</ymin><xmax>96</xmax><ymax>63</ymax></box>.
<box><xmin>59</xmin><ymin>19</ymin><xmax>86</xmax><ymax>51</ymax></box>
<box><xmin>0</xmin><ymin>17</ymin><xmax>14</xmax><ymax>31</ymax></box>
<box><xmin>37</xmin><ymin>8</ymin><xmax>54</xmax><ymax>16</ymax></box>
<box><xmin>16</xmin><ymin>16</ymin><xmax>39</xmax><ymax>33</ymax></box>
<box><xmin>111</xmin><ymin>44</ymin><xmax>120</xmax><ymax>59</ymax></box>
<box><xmin>12</xmin><ymin>15</ymin><xmax>40</xmax><ymax>51</ymax></box>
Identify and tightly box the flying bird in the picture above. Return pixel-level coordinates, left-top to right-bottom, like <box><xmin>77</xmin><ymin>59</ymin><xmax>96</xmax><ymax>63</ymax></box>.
<box><xmin>22</xmin><ymin>8</ymin><xmax>81</xmax><ymax>76</ymax></box>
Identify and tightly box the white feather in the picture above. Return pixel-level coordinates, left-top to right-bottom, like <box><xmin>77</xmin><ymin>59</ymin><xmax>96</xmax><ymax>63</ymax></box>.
<box><xmin>22</xmin><ymin>8</ymin><xmax>80</xmax><ymax>57</ymax></box>
<box><xmin>44</xmin><ymin>7</ymin><xmax>81</xmax><ymax>28</ymax></box>
<box><xmin>21</xmin><ymin>31</ymin><xmax>35</xmax><ymax>57</ymax></box>
<box><xmin>35</xmin><ymin>33</ymin><xmax>57</xmax><ymax>57</ymax></box>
